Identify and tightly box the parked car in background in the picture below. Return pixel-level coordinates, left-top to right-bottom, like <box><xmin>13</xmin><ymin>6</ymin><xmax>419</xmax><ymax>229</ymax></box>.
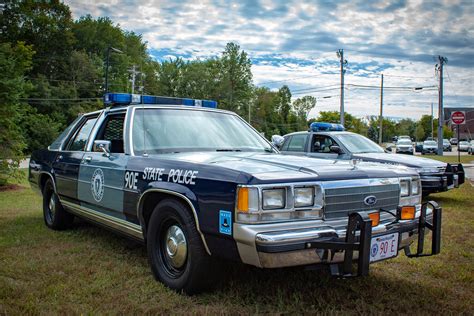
<box><xmin>422</xmin><ymin>140</ymin><xmax>438</xmax><ymax>155</ymax></box>
<box><xmin>398</xmin><ymin>135</ymin><xmax>412</xmax><ymax>141</ymax></box>
<box><xmin>415</xmin><ymin>142</ymin><xmax>424</xmax><ymax>153</ymax></box>
<box><xmin>458</xmin><ymin>141</ymin><xmax>470</xmax><ymax>152</ymax></box>
<box><xmin>450</xmin><ymin>138</ymin><xmax>458</xmax><ymax>145</ymax></box>
<box><xmin>443</xmin><ymin>139</ymin><xmax>452</xmax><ymax>152</ymax></box>
<box><xmin>275</xmin><ymin>122</ymin><xmax>465</xmax><ymax>196</ymax></box>
<box><xmin>468</xmin><ymin>140</ymin><xmax>474</xmax><ymax>155</ymax></box>
<box><xmin>395</xmin><ymin>139</ymin><xmax>413</xmax><ymax>155</ymax></box>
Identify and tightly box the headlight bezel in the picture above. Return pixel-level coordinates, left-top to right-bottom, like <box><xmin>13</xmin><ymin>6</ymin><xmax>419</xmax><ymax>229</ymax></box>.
<box><xmin>400</xmin><ymin>179</ymin><xmax>410</xmax><ymax>197</ymax></box>
<box><xmin>235</xmin><ymin>183</ymin><xmax>324</xmax><ymax>224</ymax></box>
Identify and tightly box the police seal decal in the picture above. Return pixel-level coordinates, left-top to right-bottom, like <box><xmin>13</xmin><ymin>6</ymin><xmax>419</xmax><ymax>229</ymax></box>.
<box><xmin>91</xmin><ymin>168</ymin><xmax>105</xmax><ymax>202</ymax></box>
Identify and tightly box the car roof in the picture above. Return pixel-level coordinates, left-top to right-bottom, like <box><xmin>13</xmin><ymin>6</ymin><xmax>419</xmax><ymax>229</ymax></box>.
<box><xmin>284</xmin><ymin>130</ymin><xmax>353</xmax><ymax>137</ymax></box>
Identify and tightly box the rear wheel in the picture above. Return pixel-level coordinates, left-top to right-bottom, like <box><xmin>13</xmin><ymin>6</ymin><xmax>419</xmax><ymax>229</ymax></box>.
<box><xmin>147</xmin><ymin>199</ymin><xmax>219</xmax><ymax>294</ymax></box>
<box><xmin>42</xmin><ymin>179</ymin><xmax>74</xmax><ymax>230</ymax></box>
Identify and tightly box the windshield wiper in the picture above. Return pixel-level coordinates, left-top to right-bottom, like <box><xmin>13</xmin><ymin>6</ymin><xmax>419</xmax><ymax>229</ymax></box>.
<box><xmin>264</xmin><ymin>148</ymin><xmax>274</xmax><ymax>153</ymax></box>
<box><xmin>216</xmin><ymin>148</ymin><xmax>242</xmax><ymax>152</ymax></box>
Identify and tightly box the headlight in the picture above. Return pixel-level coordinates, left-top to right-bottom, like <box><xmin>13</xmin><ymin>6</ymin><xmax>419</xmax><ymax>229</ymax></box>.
<box><xmin>400</xmin><ymin>180</ymin><xmax>410</xmax><ymax>197</ymax></box>
<box><xmin>294</xmin><ymin>187</ymin><xmax>314</xmax><ymax>208</ymax></box>
<box><xmin>411</xmin><ymin>179</ymin><xmax>421</xmax><ymax>195</ymax></box>
<box><xmin>262</xmin><ymin>189</ymin><xmax>286</xmax><ymax>209</ymax></box>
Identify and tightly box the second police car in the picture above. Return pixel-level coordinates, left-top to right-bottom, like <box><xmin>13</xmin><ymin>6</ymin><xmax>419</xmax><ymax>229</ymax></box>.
<box><xmin>29</xmin><ymin>94</ymin><xmax>442</xmax><ymax>294</ymax></box>
<box><xmin>275</xmin><ymin>122</ymin><xmax>465</xmax><ymax>197</ymax></box>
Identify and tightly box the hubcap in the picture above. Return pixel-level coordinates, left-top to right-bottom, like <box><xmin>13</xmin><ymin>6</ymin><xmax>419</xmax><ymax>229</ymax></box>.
<box><xmin>164</xmin><ymin>225</ymin><xmax>187</xmax><ymax>269</ymax></box>
<box><xmin>48</xmin><ymin>195</ymin><xmax>56</xmax><ymax>221</ymax></box>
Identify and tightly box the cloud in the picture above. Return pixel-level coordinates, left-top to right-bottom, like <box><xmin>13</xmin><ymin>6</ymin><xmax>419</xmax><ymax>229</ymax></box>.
<box><xmin>65</xmin><ymin>0</ymin><xmax>474</xmax><ymax>119</ymax></box>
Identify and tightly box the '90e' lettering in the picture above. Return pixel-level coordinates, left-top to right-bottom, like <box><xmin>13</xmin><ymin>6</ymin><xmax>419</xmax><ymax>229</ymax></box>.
<box><xmin>124</xmin><ymin>171</ymin><xmax>139</xmax><ymax>190</ymax></box>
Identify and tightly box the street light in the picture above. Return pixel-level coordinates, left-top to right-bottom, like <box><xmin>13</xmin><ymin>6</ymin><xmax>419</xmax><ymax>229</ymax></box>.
<box><xmin>105</xmin><ymin>46</ymin><xmax>124</xmax><ymax>94</ymax></box>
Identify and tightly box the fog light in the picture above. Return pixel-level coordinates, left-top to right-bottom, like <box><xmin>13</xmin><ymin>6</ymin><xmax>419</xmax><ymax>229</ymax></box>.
<box><xmin>399</xmin><ymin>206</ymin><xmax>416</xmax><ymax>220</ymax></box>
<box><xmin>368</xmin><ymin>212</ymin><xmax>380</xmax><ymax>227</ymax></box>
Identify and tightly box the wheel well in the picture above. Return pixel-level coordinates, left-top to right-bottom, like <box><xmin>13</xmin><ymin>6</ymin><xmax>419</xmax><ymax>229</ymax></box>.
<box><xmin>39</xmin><ymin>173</ymin><xmax>53</xmax><ymax>193</ymax></box>
<box><xmin>141</xmin><ymin>192</ymin><xmax>192</xmax><ymax>235</ymax></box>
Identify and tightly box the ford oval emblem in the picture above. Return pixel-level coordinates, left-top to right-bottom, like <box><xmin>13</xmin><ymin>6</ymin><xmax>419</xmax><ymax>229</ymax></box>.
<box><xmin>364</xmin><ymin>195</ymin><xmax>377</xmax><ymax>206</ymax></box>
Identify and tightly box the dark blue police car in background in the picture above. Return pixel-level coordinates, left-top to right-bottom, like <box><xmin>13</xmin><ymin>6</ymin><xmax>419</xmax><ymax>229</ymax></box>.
<box><xmin>274</xmin><ymin>123</ymin><xmax>465</xmax><ymax>196</ymax></box>
<box><xmin>29</xmin><ymin>94</ymin><xmax>442</xmax><ymax>294</ymax></box>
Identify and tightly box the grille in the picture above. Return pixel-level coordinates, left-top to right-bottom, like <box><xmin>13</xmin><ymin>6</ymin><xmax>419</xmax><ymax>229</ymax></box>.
<box><xmin>324</xmin><ymin>184</ymin><xmax>400</xmax><ymax>219</ymax></box>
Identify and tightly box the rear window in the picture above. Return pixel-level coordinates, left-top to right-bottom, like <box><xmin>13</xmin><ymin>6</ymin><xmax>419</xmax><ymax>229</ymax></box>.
<box><xmin>48</xmin><ymin>117</ymin><xmax>81</xmax><ymax>150</ymax></box>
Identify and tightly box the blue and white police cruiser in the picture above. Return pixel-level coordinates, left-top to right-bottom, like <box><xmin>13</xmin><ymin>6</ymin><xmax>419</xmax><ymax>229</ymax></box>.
<box><xmin>275</xmin><ymin>122</ymin><xmax>465</xmax><ymax>196</ymax></box>
<box><xmin>29</xmin><ymin>94</ymin><xmax>442</xmax><ymax>294</ymax></box>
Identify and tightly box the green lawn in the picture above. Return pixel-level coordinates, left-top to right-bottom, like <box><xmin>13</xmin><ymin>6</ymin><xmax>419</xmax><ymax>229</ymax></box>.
<box><xmin>0</xmin><ymin>172</ymin><xmax>473</xmax><ymax>314</ymax></box>
<box><xmin>423</xmin><ymin>154</ymin><xmax>473</xmax><ymax>164</ymax></box>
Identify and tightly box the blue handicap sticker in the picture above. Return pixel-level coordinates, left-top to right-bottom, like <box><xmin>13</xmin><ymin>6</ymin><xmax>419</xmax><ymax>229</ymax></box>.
<box><xmin>219</xmin><ymin>210</ymin><xmax>232</xmax><ymax>235</ymax></box>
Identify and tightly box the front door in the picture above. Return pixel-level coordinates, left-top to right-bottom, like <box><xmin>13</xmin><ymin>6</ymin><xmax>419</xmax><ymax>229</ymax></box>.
<box><xmin>78</xmin><ymin>113</ymin><xmax>128</xmax><ymax>220</ymax></box>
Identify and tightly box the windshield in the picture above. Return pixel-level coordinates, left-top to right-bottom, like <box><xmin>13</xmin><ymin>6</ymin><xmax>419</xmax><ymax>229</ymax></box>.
<box><xmin>459</xmin><ymin>141</ymin><xmax>469</xmax><ymax>145</ymax></box>
<box><xmin>335</xmin><ymin>133</ymin><xmax>384</xmax><ymax>153</ymax></box>
<box><xmin>397</xmin><ymin>140</ymin><xmax>412</xmax><ymax>145</ymax></box>
<box><xmin>443</xmin><ymin>139</ymin><xmax>449</xmax><ymax>144</ymax></box>
<box><xmin>132</xmin><ymin>108</ymin><xmax>272</xmax><ymax>154</ymax></box>
<box><xmin>424</xmin><ymin>141</ymin><xmax>437</xmax><ymax>146</ymax></box>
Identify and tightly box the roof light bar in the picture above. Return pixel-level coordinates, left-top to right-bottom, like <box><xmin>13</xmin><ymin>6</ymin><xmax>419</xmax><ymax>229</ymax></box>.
<box><xmin>310</xmin><ymin>122</ymin><xmax>345</xmax><ymax>132</ymax></box>
<box><xmin>104</xmin><ymin>93</ymin><xmax>217</xmax><ymax>108</ymax></box>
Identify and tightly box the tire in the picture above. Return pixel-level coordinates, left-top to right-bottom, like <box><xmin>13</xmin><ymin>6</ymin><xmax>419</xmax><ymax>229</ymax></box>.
<box><xmin>147</xmin><ymin>199</ymin><xmax>219</xmax><ymax>294</ymax></box>
<box><xmin>42</xmin><ymin>179</ymin><xmax>74</xmax><ymax>230</ymax></box>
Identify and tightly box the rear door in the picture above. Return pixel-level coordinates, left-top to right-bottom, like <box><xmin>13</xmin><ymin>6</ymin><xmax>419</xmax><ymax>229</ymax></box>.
<box><xmin>77</xmin><ymin>111</ymin><xmax>129</xmax><ymax>220</ymax></box>
<box><xmin>280</xmin><ymin>134</ymin><xmax>308</xmax><ymax>156</ymax></box>
<box><xmin>53</xmin><ymin>114</ymin><xmax>99</xmax><ymax>202</ymax></box>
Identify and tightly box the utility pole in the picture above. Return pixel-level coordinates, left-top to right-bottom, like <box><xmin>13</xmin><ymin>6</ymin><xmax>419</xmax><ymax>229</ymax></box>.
<box><xmin>436</xmin><ymin>56</ymin><xmax>448</xmax><ymax>155</ymax></box>
<box><xmin>337</xmin><ymin>49</ymin><xmax>347</xmax><ymax>126</ymax></box>
<box><xmin>128</xmin><ymin>65</ymin><xmax>141</xmax><ymax>94</ymax></box>
<box><xmin>431</xmin><ymin>102</ymin><xmax>434</xmax><ymax>139</ymax></box>
<box><xmin>378</xmin><ymin>74</ymin><xmax>384</xmax><ymax>144</ymax></box>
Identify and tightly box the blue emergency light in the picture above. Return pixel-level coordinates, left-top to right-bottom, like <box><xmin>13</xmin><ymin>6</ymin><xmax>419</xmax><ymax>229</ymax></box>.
<box><xmin>104</xmin><ymin>93</ymin><xmax>218</xmax><ymax>108</ymax></box>
<box><xmin>310</xmin><ymin>122</ymin><xmax>345</xmax><ymax>132</ymax></box>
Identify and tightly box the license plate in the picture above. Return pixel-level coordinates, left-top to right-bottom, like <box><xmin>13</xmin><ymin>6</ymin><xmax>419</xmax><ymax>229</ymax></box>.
<box><xmin>369</xmin><ymin>233</ymin><xmax>399</xmax><ymax>262</ymax></box>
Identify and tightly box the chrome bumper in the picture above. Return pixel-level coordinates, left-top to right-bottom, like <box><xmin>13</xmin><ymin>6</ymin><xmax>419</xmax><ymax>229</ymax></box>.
<box><xmin>234</xmin><ymin>202</ymin><xmax>440</xmax><ymax>273</ymax></box>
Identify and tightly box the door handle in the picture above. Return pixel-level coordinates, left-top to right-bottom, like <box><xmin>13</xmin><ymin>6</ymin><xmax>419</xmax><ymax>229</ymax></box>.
<box><xmin>84</xmin><ymin>156</ymin><xmax>92</xmax><ymax>163</ymax></box>
<box><xmin>55</xmin><ymin>155</ymin><xmax>63</xmax><ymax>162</ymax></box>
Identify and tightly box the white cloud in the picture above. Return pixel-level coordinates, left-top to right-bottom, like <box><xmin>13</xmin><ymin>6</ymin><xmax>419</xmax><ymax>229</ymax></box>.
<box><xmin>65</xmin><ymin>0</ymin><xmax>474</xmax><ymax>119</ymax></box>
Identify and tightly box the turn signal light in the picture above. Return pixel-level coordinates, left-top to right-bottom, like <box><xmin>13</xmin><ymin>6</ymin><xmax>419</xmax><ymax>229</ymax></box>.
<box><xmin>399</xmin><ymin>206</ymin><xmax>416</xmax><ymax>220</ymax></box>
<box><xmin>368</xmin><ymin>212</ymin><xmax>380</xmax><ymax>227</ymax></box>
<box><xmin>237</xmin><ymin>187</ymin><xmax>249</xmax><ymax>212</ymax></box>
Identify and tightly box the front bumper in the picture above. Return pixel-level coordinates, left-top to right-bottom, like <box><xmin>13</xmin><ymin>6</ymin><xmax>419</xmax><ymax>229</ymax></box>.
<box><xmin>234</xmin><ymin>202</ymin><xmax>442</xmax><ymax>276</ymax></box>
<box><xmin>421</xmin><ymin>163</ymin><xmax>465</xmax><ymax>194</ymax></box>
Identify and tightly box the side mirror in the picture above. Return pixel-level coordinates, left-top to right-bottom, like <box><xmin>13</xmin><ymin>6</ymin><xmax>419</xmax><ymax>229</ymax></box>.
<box><xmin>271</xmin><ymin>135</ymin><xmax>285</xmax><ymax>149</ymax></box>
<box><xmin>93</xmin><ymin>140</ymin><xmax>111</xmax><ymax>157</ymax></box>
<box><xmin>329</xmin><ymin>145</ymin><xmax>341</xmax><ymax>154</ymax></box>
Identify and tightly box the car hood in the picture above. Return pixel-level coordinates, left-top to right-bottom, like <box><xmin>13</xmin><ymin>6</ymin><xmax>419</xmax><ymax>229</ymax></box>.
<box><xmin>158</xmin><ymin>152</ymin><xmax>415</xmax><ymax>183</ymax></box>
<box><xmin>352</xmin><ymin>152</ymin><xmax>445</xmax><ymax>168</ymax></box>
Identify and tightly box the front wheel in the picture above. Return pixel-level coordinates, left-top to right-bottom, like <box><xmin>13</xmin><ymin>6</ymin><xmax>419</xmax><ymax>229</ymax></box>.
<box><xmin>42</xmin><ymin>179</ymin><xmax>74</xmax><ymax>230</ymax></box>
<box><xmin>147</xmin><ymin>199</ymin><xmax>219</xmax><ymax>294</ymax></box>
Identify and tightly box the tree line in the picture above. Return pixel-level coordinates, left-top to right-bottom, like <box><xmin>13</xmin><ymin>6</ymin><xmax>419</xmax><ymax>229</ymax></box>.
<box><xmin>0</xmin><ymin>0</ymin><xmax>448</xmax><ymax>185</ymax></box>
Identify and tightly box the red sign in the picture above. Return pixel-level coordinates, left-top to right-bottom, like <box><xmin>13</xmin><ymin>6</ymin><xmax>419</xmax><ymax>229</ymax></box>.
<box><xmin>451</xmin><ymin>111</ymin><xmax>466</xmax><ymax>125</ymax></box>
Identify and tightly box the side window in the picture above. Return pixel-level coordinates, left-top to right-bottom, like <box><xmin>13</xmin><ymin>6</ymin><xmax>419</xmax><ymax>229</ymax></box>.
<box><xmin>281</xmin><ymin>136</ymin><xmax>291</xmax><ymax>151</ymax></box>
<box><xmin>287</xmin><ymin>134</ymin><xmax>307</xmax><ymax>152</ymax></box>
<box><xmin>94</xmin><ymin>114</ymin><xmax>125</xmax><ymax>153</ymax></box>
<box><xmin>66</xmin><ymin>117</ymin><xmax>98</xmax><ymax>151</ymax></box>
<box><xmin>311</xmin><ymin>135</ymin><xmax>337</xmax><ymax>153</ymax></box>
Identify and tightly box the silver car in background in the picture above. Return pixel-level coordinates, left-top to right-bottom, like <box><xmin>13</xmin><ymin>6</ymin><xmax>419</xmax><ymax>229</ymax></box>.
<box><xmin>458</xmin><ymin>141</ymin><xmax>470</xmax><ymax>152</ymax></box>
<box><xmin>396</xmin><ymin>139</ymin><xmax>414</xmax><ymax>155</ymax></box>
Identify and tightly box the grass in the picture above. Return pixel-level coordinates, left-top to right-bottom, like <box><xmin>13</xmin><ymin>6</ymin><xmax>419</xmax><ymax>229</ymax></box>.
<box><xmin>421</xmin><ymin>154</ymin><xmax>473</xmax><ymax>164</ymax></box>
<box><xmin>1</xmin><ymin>171</ymin><xmax>473</xmax><ymax>314</ymax></box>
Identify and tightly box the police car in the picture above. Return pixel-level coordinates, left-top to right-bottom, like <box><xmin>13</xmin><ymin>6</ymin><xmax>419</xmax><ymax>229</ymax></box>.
<box><xmin>275</xmin><ymin>122</ymin><xmax>465</xmax><ymax>197</ymax></box>
<box><xmin>29</xmin><ymin>94</ymin><xmax>442</xmax><ymax>294</ymax></box>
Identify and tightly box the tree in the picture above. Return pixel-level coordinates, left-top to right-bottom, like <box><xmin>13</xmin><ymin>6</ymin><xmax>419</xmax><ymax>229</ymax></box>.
<box><xmin>277</xmin><ymin>85</ymin><xmax>292</xmax><ymax>121</ymax></box>
<box><xmin>218</xmin><ymin>43</ymin><xmax>253</xmax><ymax>117</ymax></box>
<box><xmin>0</xmin><ymin>42</ymin><xmax>34</xmax><ymax>186</ymax></box>
<box><xmin>415</xmin><ymin>124</ymin><xmax>425</xmax><ymax>141</ymax></box>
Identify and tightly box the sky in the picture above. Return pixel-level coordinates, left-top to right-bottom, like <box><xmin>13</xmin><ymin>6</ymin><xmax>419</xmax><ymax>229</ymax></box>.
<box><xmin>66</xmin><ymin>0</ymin><xmax>474</xmax><ymax>120</ymax></box>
